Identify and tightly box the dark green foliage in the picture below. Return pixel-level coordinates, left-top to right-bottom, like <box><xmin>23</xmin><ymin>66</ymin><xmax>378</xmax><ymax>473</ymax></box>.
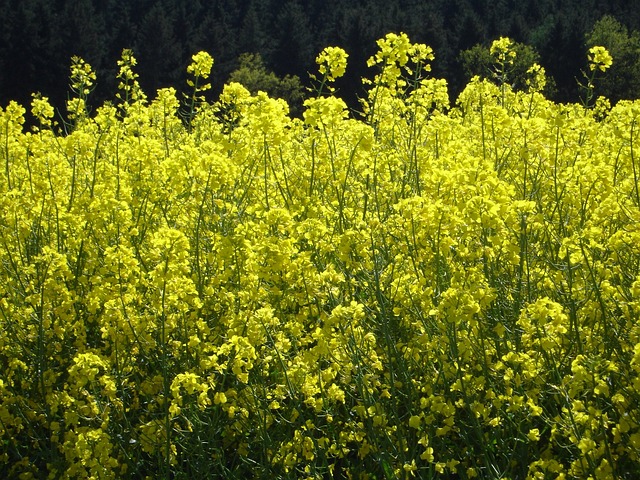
<box><xmin>1</xmin><ymin>0</ymin><xmax>640</xmax><ymax>112</ymax></box>
<box><xmin>586</xmin><ymin>15</ymin><xmax>640</xmax><ymax>102</ymax></box>
<box><xmin>135</xmin><ymin>3</ymin><xmax>183</xmax><ymax>95</ymax></box>
<box><xmin>460</xmin><ymin>40</ymin><xmax>557</xmax><ymax>96</ymax></box>
<box><xmin>228</xmin><ymin>53</ymin><xmax>305</xmax><ymax>116</ymax></box>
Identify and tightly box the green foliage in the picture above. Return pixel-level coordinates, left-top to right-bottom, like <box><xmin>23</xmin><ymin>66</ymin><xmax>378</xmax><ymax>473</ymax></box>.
<box><xmin>228</xmin><ymin>53</ymin><xmax>305</xmax><ymax>117</ymax></box>
<box><xmin>3</xmin><ymin>0</ymin><xmax>640</xmax><ymax>114</ymax></box>
<box><xmin>459</xmin><ymin>44</ymin><xmax>493</xmax><ymax>79</ymax></box>
<box><xmin>586</xmin><ymin>15</ymin><xmax>640</xmax><ymax>102</ymax></box>
<box><xmin>460</xmin><ymin>40</ymin><xmax>556</xmax><ymax>96</ymax></box>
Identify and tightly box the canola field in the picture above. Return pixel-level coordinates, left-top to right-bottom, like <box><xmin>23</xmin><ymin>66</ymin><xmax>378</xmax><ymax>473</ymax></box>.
<box><xmin>1</xmin><ymin>34</ymin><xmax>640</xmax><ymax>479</ymax></box>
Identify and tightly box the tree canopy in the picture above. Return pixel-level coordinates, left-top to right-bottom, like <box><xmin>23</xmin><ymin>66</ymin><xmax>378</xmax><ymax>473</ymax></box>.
<box><xmin>1</xmin><ymin>0</ymin><xmax>639</xmax><ymax>112</ymax></box>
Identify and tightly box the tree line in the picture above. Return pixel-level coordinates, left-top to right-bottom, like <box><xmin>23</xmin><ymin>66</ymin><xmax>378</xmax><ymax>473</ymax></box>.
<box><xmin>1</xmin><ymin>0</ymin><xmax>639</xmax><ymax>116</ymax></box>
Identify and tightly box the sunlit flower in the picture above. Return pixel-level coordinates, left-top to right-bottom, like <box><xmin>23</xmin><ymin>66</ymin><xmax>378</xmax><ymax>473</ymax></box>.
<box><xmin>588</xmin><ymin>46</ymin><xmax>613</xmax><ymax>72</ymax></box>
<box><xmin>187</xmin><ymin>51</ymin><xmax>214</xmax><ymax>79</ymax></box>
<box><xmin>316</xmin><ymin>46</ymin><xmax>349</xmax><ymax>81</ymax></box>
<box><xmin>490</xmin><ymin>37</ymin><xmax>516</xmax><ymax>64</ymax></box>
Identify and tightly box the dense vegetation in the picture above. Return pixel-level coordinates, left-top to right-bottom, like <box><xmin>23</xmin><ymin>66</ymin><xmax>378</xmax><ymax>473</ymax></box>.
<box><xmin>2</xmin><ymin>0</ymin><xmax>640</xmax><ymax>114</ymax></box>
<box><xmin>1</xmin><ymin>32</ymin><xmax>640</xmax><ymax>478</ymax></box>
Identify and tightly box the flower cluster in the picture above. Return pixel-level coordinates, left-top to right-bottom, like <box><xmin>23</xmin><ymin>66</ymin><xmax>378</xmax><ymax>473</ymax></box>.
<box><xmin>116</xmin><ymin>48</ymin><xmax>146</xmax><ymax>107</ymax></box>
<box><xmin>30</xmin><ymin>93</ymin><xmax>55</xmax><ymax>128</ymax></box>
<box><xmin>186</xmin><ymin>51</ymin><xmax>214</xmax><ymax>80</ymax></box>
<box><xmin>526</xmin><ymin>63</ymin><xmax>547</xmax><ymax>92</ymax></box>
<box><xmin>0</xmin><ymin>34</ymin><xmax>638</xmax><ymax>479</ymax></box>
<box><xmin>184</xmin><ymin>51</ymin><xmax>214</xmax><ymax>125</ymax></box>
<box><xmin>69</xmin><ymin>55</ymin><xmax>96</xmax><ymax>96</ymax></box>
<box><xmin>588</xmin><ymin>45</ymin><xmax>613</xmax><ymax>72</ymax></box>
<box><xmin>490</xmin><ymin>36</ymin><xmax>516</xmax><ymax>65</ymax></box>
<box><xmin>580</xmin><ymin>45</ymin><xmax>614</xmax><ymax>108</ymax></box>
<box><xmin>316</xmin><ymin>46</ymin><xmax>349</xmax><ymax>82</ymax></box>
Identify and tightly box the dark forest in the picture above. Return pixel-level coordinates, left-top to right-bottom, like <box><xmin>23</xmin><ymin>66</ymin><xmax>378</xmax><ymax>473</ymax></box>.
<box><xmin>1</xmin><ymin>0</ymin><xmax>639</xmax><ymax>114</ymax></box>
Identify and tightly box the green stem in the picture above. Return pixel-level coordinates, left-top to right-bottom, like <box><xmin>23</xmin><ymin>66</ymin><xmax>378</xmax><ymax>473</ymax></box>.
<box><xmin>630</xmin><ymin>119</ymin><xmax>639</xmax><ymax>207</ymax></box>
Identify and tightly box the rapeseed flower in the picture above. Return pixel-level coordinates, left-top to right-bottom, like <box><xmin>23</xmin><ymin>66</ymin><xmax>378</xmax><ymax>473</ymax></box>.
<box><xmin>2</xmin><ymin>34</ymin><xmax>640</xmax><ymax>480</ymax></box>
<box><xmin>30</xmin><ymin>93</ymin><xmax>54</xmax><ymax>127</ymax></box>
<box><xmin>588</xmin><ymin>46</ymin><xmax>613</xmax><ymax>72</ymax></box>
<box><xmin>69</xmin><ymin>55</ymin><xmax>96</xmax><ymax>96</ymax></box>
<box><xmin>187</xmin><ymin>51</ymin><xmax>214</xmax><ymax>80</ymax></box>
<box><xmin>316</xmin><ymin>46</ymin><xmax>349</xmax><ymax>82</ymax></box>
<box><xmin>490</xmin><ymin>37</ymin><xmax>516</xmax><ymax>65</ymax></box>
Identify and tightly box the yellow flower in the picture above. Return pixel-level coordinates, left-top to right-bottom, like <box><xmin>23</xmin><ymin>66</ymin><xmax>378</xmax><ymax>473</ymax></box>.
<box><xmin>409</xmin><ymin>415</ymin><xmax>421</xmax><ymax>429</ymax></box>
<box><xmin>403</xmin><ymin>460</ymin><xmax>417</xmax><ymax>474</ymax></box>
<box><xmin>316</xmin><ymin>46</ymin><xmax>349</xmax><ymax>82</ymax></box>
<box><xmin>187</xmin><ymin>51</ymin><xmax>214</xmax><ymax>79</ymax></box>
<box><xmin>526</xmin><ymin>63</ymin><xmax>547</xmax><ymax>92</ymax></box>
<box><xmin>578</xmin><ymin>437</ymin><xmax>596</xmax><ymax>455</ymax></box>
<box><xmin>367</xmin><ymin>32</ymin><xmax>412</xmax><ymax>68</ymax></box>
<box><xmin>327</xmin><ymin>384</ymin><xmax>346</xmax><ymax>403</ymax></box>
<box><xmin>69</xmin><ymin>55</ymin><xmax>96</xmax><ymax>95</ymax></box>
<box><xmin>490</xmin><ymin>37</ymin><xmax>516</xmax><ymax>64</ymax></box>
<box><xmin>31</xmin><ymin>93</ymin><xmax>55</xmax><ymax>127</ymax></box>
<box><xmin>588</xmin><ymin>46</ymin><xmax>613</xmax><ymax>72</ymax></box>
<box><xmin>528</xmin><ymin>428</ymin><xmax>541</xmax><ymax>441</ymax></box>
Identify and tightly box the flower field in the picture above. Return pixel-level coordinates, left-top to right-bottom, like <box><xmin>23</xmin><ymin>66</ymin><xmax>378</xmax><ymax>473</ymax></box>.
<box><xmin>1</xmin><ymin>34</ymin><xmax>640</xmax><ymax>479</ymax></box>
